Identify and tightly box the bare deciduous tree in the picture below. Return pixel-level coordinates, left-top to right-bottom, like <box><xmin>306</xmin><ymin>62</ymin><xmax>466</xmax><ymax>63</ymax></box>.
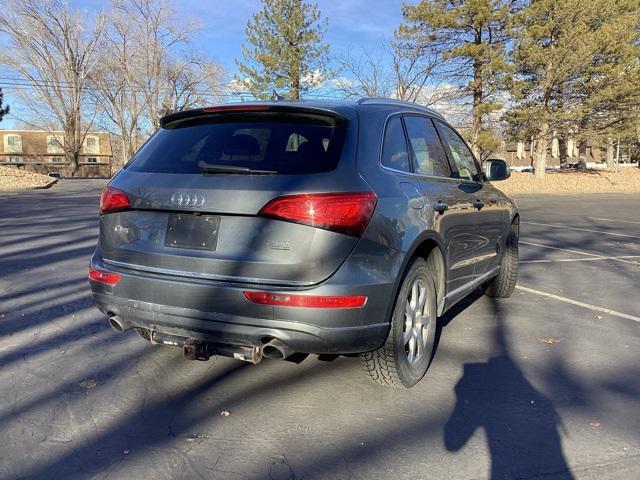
<box><xmin>91</xmin><ymin>2</ymin><xmax>148</xmax><ymax>166</ymax></box>
<box><xmin>91</xmin><ymin>0</ymin><xmax>225</xmax><ymax>166</ymax></box>
<box><xmin>0</xmin><ymin>0</ymin><xmax>105</xmax><ymax>175</ymax></box>
<box><xmin>335</xmin><ymin>46</ymin><xmax>396</xmax><ymax>98</ymax></box>
<box><xmin>335</xmin><ymin>41</ymin><xmax>454</xmax><ymax>107</ymax></box>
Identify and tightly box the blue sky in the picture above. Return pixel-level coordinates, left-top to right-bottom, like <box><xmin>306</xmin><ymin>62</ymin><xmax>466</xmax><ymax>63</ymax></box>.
<box><xmin>69</xmin><ymin>0</ymin><xmax>407</xmax><ymax>76</ymax></box>
<box><xmin>165</xmin><ymin>0</ymin><xmax>404</xmax><ymax>73</ymax></box>
<box><xmin>0</xmin><ymin>1</ymin><xmax>408</xmax><ymax>128</ymax></box>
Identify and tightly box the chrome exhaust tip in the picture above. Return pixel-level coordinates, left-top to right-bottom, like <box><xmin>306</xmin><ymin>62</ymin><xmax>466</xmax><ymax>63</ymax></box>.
<box><xmin>108</xmin><ymin>314</ymin><xmax>132</xmax><ymax>332</ymax></box>
<box><xmin>262</xmin><ymin>338</ymin><xmax>294</xmax><ymax>360</ymax></box>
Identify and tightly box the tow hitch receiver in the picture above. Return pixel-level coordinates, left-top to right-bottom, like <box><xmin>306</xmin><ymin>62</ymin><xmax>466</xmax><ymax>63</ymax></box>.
<box><xmin>184</xmin><ymin>341</ymin><xmax>263</xmax><ymax>364</ymax></box>
<box><xmin>150</xmin><ymin>331</ymin><xmax>263</xmax><ymax>364</ymax></box>
<box><xmin>183</xmin><ymin>341</ymin><xmax>211</xmax><ymax>361</ymax></box>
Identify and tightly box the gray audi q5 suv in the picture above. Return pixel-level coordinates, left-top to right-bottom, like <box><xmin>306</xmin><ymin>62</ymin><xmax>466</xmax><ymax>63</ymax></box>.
<box><xmin>90</xmin><ymin>98</ymin><xmax>519</xmax><ymax>388</ymax></box>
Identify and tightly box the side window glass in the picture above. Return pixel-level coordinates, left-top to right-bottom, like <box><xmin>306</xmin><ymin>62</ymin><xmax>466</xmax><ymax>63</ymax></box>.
<box><xmin>381</xmin><ymin>117</ymin><xmax>410</xmax><ymax>172</ymax></box>
<box><xmin>403</xmin><ymin>116</ymin><xmax>451</xmax><ymax>177</ymax></box>
<box><xmin>437</xmin><ymin>122</ymin><xmax>481</xmax><ymax>182</ymax></box>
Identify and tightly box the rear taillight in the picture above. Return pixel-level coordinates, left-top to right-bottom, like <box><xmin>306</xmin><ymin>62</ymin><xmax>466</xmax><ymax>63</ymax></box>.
<box><xmin>243</xmin><ymin>291</ymin><xmax>366</xmax><ymax>309</ymax></box>
<box><xmin>100</xmin><ymin>186</ymin><xmax>130</xmax><ymax>214</ymax></box>
<box><xmin>89</xmin><ymin>268</ymin><xmax>121</xmax><ymax>286</ymax></box>
<box><xmin>258</xmin><ymin>192</ymin><xmax>377</xmax><ymax>237</ymax></box>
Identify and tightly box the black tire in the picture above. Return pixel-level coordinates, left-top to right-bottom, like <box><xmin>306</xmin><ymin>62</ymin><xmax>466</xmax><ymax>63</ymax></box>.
<box><xmin>360</xmin><ymin>257</ymin><xmax>438</xmax><ymax>388</ymax></box>
<box><xmin>485</xmin><ymin>220</ymin><xmax>519</xmax><ymax>298</ymax></box>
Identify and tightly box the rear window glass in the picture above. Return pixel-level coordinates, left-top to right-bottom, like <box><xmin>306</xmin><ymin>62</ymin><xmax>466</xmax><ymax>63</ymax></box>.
<box><xmin>126</xmin><ymin>112</ymin><xmax>348</xmax><ymax>174</ymax></box>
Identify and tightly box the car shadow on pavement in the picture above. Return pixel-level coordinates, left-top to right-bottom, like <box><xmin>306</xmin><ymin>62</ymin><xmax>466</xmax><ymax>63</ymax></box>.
<box><xmin>443</xmin><ymin>296</ymin><xmax>575</xmax><ymax>480</ymax></box>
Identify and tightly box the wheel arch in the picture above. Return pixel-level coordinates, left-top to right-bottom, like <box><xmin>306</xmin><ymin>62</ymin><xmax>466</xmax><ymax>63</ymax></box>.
<box><xmin>391</xmin><ymin>232</ymin><xmax>448</xmax><ymax>319</ymax></box>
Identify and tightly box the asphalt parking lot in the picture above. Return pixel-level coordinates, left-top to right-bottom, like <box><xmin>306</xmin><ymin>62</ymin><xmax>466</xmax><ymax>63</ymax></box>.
<box><xmin>1</xmin><ymin>180</ymin><xmax>639</xmax><ymax>480</ymax></box>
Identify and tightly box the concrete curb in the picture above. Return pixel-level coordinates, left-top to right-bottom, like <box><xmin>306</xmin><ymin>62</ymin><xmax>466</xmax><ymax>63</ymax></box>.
<box><xmin>32</xmin><ymin>178</ymin><xmax>59</xmax><ymax>190</ymax></box>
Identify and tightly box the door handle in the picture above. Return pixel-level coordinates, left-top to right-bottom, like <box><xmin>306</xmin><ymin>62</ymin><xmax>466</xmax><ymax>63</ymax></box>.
<box><xmin>473</xmin><ymin>199</ymin><xmax>485</xmax><ymax>210</ymax></box>
<box><xmin>434</xmin><ymin>200</ymin><xmax>449</xmax><ymax>214</ymax></box>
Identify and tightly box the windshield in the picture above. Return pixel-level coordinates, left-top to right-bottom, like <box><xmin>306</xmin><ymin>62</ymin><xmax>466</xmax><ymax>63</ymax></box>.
<box><xmin>126</xmin><ymin>112</ymin><xmax>348</xmax><ymax>175</ymax></box>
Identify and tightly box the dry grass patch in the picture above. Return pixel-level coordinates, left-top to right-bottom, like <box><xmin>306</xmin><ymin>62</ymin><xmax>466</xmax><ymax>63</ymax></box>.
<box><xmin>495</xmin><ymin>168</ymin><xmax>640</xmax><ymax>194</ymax></box>
<box><xmin>0</xmin><ymin>166</ymin><xmax>56</xmax><ymax>191</ymax></box>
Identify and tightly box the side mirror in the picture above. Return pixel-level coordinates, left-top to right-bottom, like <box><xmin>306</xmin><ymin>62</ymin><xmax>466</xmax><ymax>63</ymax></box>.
<box><xmin>484</xmin><ymin>159</ymin><xmax>511</xmax><ymax>181</ymax></box>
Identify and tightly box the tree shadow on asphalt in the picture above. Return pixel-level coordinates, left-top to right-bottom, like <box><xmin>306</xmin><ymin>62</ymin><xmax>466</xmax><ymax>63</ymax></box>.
<box><xmin>2</xmin><ymin>288</ymin><xmax>581</xmax><ymax>480</ymax></box>
<box><xmin>2</xmin><ymin>184</ymin><xmax>635</xmax><ymax>479</ymax></box>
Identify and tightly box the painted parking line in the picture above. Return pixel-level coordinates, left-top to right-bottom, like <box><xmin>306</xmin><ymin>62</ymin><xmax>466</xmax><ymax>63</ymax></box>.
<box><xmin>520</xmin><ymin>255</ymin><xmax>640</xmax><ymax>264</ymax></box>
<box><xmin>522</xmin><ymin>221</ymin><xmax>640</xmax><ymax>239</ymax></box>
<box><xmin>515</xmin><ymin>285</ymin><xmax>640</xmax><ymax>323</ymax></box>
<box><xmin>589</xmin><ymin>217</ymin><xmax>640</xmax><ymax>225</ymax></box>
<box><xmin>520</xmin><ymin>241</ymin><xmax>639</xmax><ymax>265</ymax></box>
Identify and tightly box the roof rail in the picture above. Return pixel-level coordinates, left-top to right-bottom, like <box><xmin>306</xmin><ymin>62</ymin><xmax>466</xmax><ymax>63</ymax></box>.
<box><xmin>356</xmin><ymin>97</ymin><xmax>444</xmax><ymax>118</ymax></box>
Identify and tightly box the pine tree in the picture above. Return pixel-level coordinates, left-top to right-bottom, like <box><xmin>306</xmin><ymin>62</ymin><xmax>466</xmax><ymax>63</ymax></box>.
<box><xmin>505</xmin><ymin>0</ymin><xmax>640</xmax><ymax>177</ymax></box>
<box><xmin>235</xmin><ymin>0</ymin><xmax>330</xmax><ymax>100</ymax></box>
<box><xmin>0</xmin><ymin>88</ymin><xmax>9</xmax><ymax>123</ymax></box>
<box><xmin>573</xmin><ymin>0</ymin><xmax>640</xmax><ymax>167</ymax></box>
<box><xmin>398</xmin><ymin>0</ymin><xmax>515</xmax><ymax>159</ymax></box>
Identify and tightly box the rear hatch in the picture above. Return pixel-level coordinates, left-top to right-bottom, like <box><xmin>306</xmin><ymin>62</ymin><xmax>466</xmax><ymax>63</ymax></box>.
<box><xmin>99</xmin><ymin>105</ymin><xmax>373</xmax><ymax>286</ymax></box>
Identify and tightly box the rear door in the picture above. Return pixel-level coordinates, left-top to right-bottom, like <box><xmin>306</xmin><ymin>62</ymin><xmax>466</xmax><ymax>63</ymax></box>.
<box><xmin>100</xmin><ymin>108</ymin><xmax>365</xmax><ymax>286</ymax></box>
<box><xmin>379</xmin><ymin>115</ymin><xmax>424</xmax><ymax>211</ymax></box>
<box><xmin>435</xmin><ymin>121</ymin><xmax>505</xmax><ymax>280</ymax></box>
<box><xmin>403</xmin><ymin>115</ymin><xmax>478</xmax><ymax>293</ymax></box>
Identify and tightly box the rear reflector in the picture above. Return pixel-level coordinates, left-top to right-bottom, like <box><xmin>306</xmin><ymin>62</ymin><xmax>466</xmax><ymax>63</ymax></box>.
<box><xmin>258</xmin><ymin>192</ymin><xmax>377</xmax><ymax>237</ymax></box>
<box><xmin>243</xmin><ymin>291</ymin><xmax>367</xmax><ymax>309</ymax></box>
<box><xmin>100</xmin><ymin>186</ymin><xmax>130</xmax><ymax>214</ymax></box>
<box><xmin>89</xmin><ymin>268</ymin><xmax>121</xmax><ymax>286</ymax></box>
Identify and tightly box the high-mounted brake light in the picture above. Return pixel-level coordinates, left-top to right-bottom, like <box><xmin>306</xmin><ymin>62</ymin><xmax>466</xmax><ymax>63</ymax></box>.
<box><xmin>258</xmin><ymin>192</ymin><xmax>377</xmax><ymax>237</ymax></box>
<box><xmin>100</xmin><ymin>186</ymin><xmax>130</xmax><ymax>214</ymax></box>
<box><xmin>202</xmin><ymin>105</ymin><xmax>271</xmax><ymax>113</ymax></box>
<box><xmin>243</xmin><ymin>291</ymin><xmax>367</xmax><ymax>309</ymax></box>
<box><xmin>89</xmin><ymin>268</ymin><xmax>121</xmax><ymax>286</ymax></box>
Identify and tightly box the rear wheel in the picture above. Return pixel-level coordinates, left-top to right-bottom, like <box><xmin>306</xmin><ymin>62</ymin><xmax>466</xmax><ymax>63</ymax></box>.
<box><xmin>485</xmin><ymin>220</ymin><xmax>519</xmax><ymax>298</ymax></box>
<box><xmin>360</xmin><ymin>257</ymin><xmax>437</xmax><ymax>388</ymax></box>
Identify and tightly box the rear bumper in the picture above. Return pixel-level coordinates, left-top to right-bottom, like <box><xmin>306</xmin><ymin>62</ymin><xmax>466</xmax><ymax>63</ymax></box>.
<box><xmin>90</xmin><ymin>252</ymin><xmax>397</xmax><ymax>354</ymax></box>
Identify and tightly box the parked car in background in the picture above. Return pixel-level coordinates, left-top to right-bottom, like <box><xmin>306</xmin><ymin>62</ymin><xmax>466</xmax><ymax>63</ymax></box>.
<box><xmin>89</xmin><ymin>98</ymin><xmax>518</xmax><ymax>388</ymax></box>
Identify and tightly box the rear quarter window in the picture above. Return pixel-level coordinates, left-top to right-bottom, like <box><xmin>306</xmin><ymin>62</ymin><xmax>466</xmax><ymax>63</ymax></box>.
<box><xmin>127</xmin><ymin>112</ymin><xmax>347</xmax><ymax>175</ymax></box>
<box><xmin>381</xmin><ymin>116</ymin><xmax>410</xmax><ymax>172</ymax></box>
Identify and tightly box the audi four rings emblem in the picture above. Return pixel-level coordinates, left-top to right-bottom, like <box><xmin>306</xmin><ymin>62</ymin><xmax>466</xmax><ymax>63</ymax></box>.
<box><xmin>170</xmin><ymin>193</ymin><xmax>205</xmax><ymax>208</ymax></box>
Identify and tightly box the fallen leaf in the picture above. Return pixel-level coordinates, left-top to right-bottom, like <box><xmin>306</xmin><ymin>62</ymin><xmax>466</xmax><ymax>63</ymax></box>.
<box><xmin>596</xmin><ymin>315</ymin><xmax>603</xmax><ymax>320</ymax></box>
<box><xmin>80</xmin><ymin>379</ymin><xmax>97</xmax><ymax>389</ymax></box>
<box><xmin>590</xmin><ymin>422</ymin><xmax>601</xmax><ymax>428</ymax></box>
<box><xmin>540</xmin><ymin>337</ymin><xmax>559</xmax><ymax>345</ymax></box>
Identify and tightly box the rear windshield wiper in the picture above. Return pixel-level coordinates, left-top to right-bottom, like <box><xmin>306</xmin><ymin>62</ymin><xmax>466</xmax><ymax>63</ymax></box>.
<box><xmin>198</xmin><ymin>161</ymin><xmax>277</xmax><ymax>174</ymax></box>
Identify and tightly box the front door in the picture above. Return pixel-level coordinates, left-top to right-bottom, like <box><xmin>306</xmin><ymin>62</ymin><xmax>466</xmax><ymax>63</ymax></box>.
<box><xmin>435</xmin><ymin>121</ymin><xmax>504</xmax><ymax>280</ymax></box>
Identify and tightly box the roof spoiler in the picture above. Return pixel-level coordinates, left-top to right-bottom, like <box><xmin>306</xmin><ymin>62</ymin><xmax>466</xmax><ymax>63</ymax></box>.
<box><xmin>160</xmin><ymin>104</ymin><xmax>349</xmax><ymax>128</ymax></box>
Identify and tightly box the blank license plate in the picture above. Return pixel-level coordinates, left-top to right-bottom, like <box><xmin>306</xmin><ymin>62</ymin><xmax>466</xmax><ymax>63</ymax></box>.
<box><xmin>165</xmin><ymin>214</ymin><xmax>220</xmax><ymax>251</ymax></box>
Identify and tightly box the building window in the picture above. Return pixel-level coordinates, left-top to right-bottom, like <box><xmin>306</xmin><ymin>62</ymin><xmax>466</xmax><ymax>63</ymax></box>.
<box><xmin>551</xmin><ymin>137</ymin><xmax>559</xmax><ymax>159</ymax></box>
<box><xmin>50</xmin><ymin>156</ymin><xmax>64</xmax><ymax>163</ymax></box>
<box><xmin>83</xmin><ymin>135</ymin><xmax>100</xmax><ymax>154</ymax></box>
<box><xmin>86</xmin><ymin>157</ymin><xmax>98</xmax><ymax>163</ymax></box>
<box><xmin>47</xmin><ymin>135</ymin><xmax>65</xmax><ymax>154</ymax></box>
<box><xmin>8</xmin><ymin>156</ymin><xmax>24</xmax><ymax>163</ymax></box>
<box><xmin>4</xmin><ymin>134</ymin><xmax>23</xmax><ymax>153</ymax></box>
